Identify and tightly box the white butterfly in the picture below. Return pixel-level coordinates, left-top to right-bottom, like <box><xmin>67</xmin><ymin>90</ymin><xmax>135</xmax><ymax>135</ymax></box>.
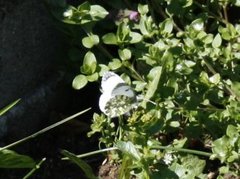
<box><xmin>99</xmin><ymin>72</ymin><xmax>137</xmax><ymax>118</ymax></box>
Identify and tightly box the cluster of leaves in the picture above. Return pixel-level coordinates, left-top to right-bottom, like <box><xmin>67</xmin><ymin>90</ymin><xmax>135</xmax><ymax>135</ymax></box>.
<box><xmin>46</xmin><ymin>0</ymin><xmax>240</xmax><ymax>178</ymax></box>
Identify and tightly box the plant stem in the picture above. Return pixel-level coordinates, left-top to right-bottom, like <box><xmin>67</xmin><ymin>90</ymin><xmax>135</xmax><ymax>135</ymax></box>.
<box><xmin>62</xmin><ymin>144</ymin><xmax>212</xmax><ymax>161</ymax></box>
<box><xmin>194</xmin><ymin>2</ymin><xmax>228</xmax><ymax>25</ymax></box>
<box><xmin>23</xmin><ymin>158</ymin><xmax>46</xmax><ymax>179</ymax></box>
<box><xmin>86</xmin><ymin>31</ymin><xmax>113</xmax><ymax>60</ymax></box>
<box><xmin>223</xmin><ymin>5</ymin><xmax>228</xmax><ymax>23</ymax></box>
<box><xmin>151</xmin><ymin>0</ymin><xmax>183</xmax><ymax>32</ymax></box>
<box><xmin>62</xmin><ymin>147</ymin><xmax>118</xmax><ymax>160</ymax></box>
<box><xmin>0</xmin><ymin>108</ymin><xmax>91</xmax><ymax>151</ymax></box>
<box><xmin>0</xmin><ymin>99</ymin><xmax>21</xmax><ymax>116</ymax></box>
<box><xmin>203</xmin><ymin>58</ymin><xmax>240</xmax><ymax>101</ymax></box>
<box><xmin>151</xmin><ymin>146</ymin><xmax>212</xmax><ymax>157</ymax></box>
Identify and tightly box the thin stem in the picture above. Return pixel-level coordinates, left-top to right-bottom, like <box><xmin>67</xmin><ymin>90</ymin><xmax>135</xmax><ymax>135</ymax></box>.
<box><xmin>0</xmin><ymin>99</ymin><xmax>21</xmax><ymax>116</ymax></box>
<box><xmin>23</xmin><ymin>158</ymin><xmax>46</xmax><ymax>179</ymax></box>
<box><xmin>96</xmin><ymin>44</ymin><xmax>114</xmax><ymax>60</ymax></box>
<box><xmin>151</xmin><ymin>0</ymin><xmax>183</xmax><ymax>32</ymax></box>
<box><xmin>223</xmin><ymin>5</ymin><xmax>228</xmax><ymax>23</ymax></box>
<box><xmin>85</xmin><ymin>31</ymin><xmax>113</xmax><ymax>60</ymax></box>
<box><xmin>62</xmin><ymin>144</ymin><xmax>212</xmax><ymax>161</ymax></box>
<box><xmin>62</xmin><ymin>147</ymin><xmax>118</xmax><ymax>160</ymax></box>
<box><xmin>194</xmin><ymin>2</ymin><xmax>228</xmax><ymax>25</ymax></box>
<box><xmin>0</xmin><ymin>108</ymin><xmax>91</xmax><ymax>151</ymax></box>
<box><xmin>151</xmin><ymin>146</ymin><xmax>212</xmax><ymax>157</ymax></box>
<box><xmin>203</xmin><ymin>58</ymin><xmax>240</xmax><ymax>101</ymax></box>
<box><xmin>127</xmin><ymin>64</ymin><xmax>145</xmax><ymax>82</ymax></box>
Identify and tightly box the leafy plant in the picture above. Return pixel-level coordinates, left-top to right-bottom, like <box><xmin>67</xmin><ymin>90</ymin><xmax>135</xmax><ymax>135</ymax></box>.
<box><xmin>46</xmin><ymin>0</ymin><xmax>240</xmax><ymax>178</ymax></box>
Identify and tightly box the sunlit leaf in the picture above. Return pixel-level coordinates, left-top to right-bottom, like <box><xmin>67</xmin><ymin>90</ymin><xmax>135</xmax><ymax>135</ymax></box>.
<box><xmin>102</xmin><ymin>33</ymin><xmax>118</xmax><ymax>45</ymax></box>
<box><xmin>61</xmin><ymin>150</ymin><xmax>97</xmax><ymax>179</ymax></box>
<box><xmin>118</xmin><ymin>48</ymin><xmax>131</xmax><ymax>61</ymax></box>
<box><xmin>81</xmin><ymin>51</ymin><xmax>97</xmax><ymax>75</ymax></box>
<box><xmin>82</xmin><ymin>35</ymin><xmax>99</xmax><ymax>48</ymax></box>
<box><xmin>212</xmin><ymin>33</ymin><xmax>222</xmax><ymax>48</ymax></box>
<box><xmin>116</xmin><ymin>141</ymin><xmax>141</xmax><ymax>161</ymax></box>
<box><xmin>0</xmin><ymin>149</ymin><xmax>35</xmax><ymax>168</ymax></box>
<box><xmin>72</xmin><ymin>75</ymin><xmax>88</xmax><ymax>90</ymax></box>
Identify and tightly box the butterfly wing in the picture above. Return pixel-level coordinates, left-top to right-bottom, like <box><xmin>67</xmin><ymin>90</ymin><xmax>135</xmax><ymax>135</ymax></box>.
<box><xmin>99</xmin><ymin>72</ymin><xmax>137</xmax><ymax>118</ymax></box>
<box><xmin>101</xmin><ymin>72</ymin><xmax>125</xmax><ymax>94</ymax></box>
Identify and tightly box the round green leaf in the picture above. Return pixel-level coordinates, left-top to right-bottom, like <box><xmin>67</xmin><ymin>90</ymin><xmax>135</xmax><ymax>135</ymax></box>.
<box><xmin>118</xmin><ymin>48</ymin><xmax>131</xmax><ymax>61</ymax></box>
<box><xmin>108</xmin><ymin>58</ymin><xmax>122</xmax><ymax>70</ymax></box>
<box><xmin>160</xmin><ymin>18</ymin><xmax>173</xmax><ymax>35</ymax></box>
<box><xmin>209</xmin><ymin>73</ymin><xmax>220</xmax><ymax>84</ymax></box>
<box><xmin>191</xmin><ymin>18</ymin><xmax>204</xmax><ymax>31</ymax></box>
<box><xmin>72</xmin><ymin>74</ymin><xmax>88</xmax><ymax>90</ymax></box>
<box><xmin>82</xmin><ymin>35</ymin><xmax>99</xmax><ymax>48</ymax></box>
<box><xmin>90</xmin><ymin>5</ymin><xmax>109</xmax><ymax>20</ymax></box>
<box><xmin>212</xmin><ymin>33</ymin><xmax>222</xmax><ymax>48</ymax></box>
<box><xmin>86</xmin><ymin>72</ymin><xmax>98</xmax><ymax>82</ymax></box>
<box><xmin>102</xmin><ymin>33</ymin><xmax>117</xmax><ymax>45</ymax></box>
<box><xmin>129</xmin><ymin>32</ymin><xmax>142</xmax><ymax>44</ymax></box>
<box><xmin>81</xmin><ymin>51</ymin><xmax>97</xmax><ymax>75</ymax></box>
<box><xmin>138</xmin><ymin>4</ymin><xmax>149</xmax><ymax>15</ymax></box>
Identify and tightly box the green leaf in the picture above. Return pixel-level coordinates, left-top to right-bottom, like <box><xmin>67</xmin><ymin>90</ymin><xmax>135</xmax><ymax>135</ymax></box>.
<box><xmin>212</xmin><ymin>33</ymin><xmax>222</xmax><ymax>48</ymax></box>
<box><xmin>82</xmin><ymin>35</ymin><xmax>99</xmax><ymax>48</ymax></box>
<box><xmin>0</xmin><ymin>149</ymin><xmax>35</xmax><ymax>168</ymax></box>
<box><xmin>86</xmin><ymin>72</ymin><xmax>98</xmax><ymax>82</ymax></box>
<box><xmin>118</xmin><ymin>48</ymin><xmax>132</xmax><ymax>61</ymax></box>
<box><xmin>209</xmin><ymin>73</ymin><xmax>220</xmax><ymax>85</ymax></box>
<box><xmin>191</xmin><ymin>18</ymin><xmax>204</xmax><ymax>31</ymax></box>
<box><xmin>143</xmin><ymin>66</ymin><xmax>162</xmax><ymax>107</ymax></box>
<box><xmin>138</xmin><ymin>4</ymin><xmax>149</xmax><ymax>15</ymax></box>
<box><xmin>211</xmin><ymin>136</ymin><xmax>231</xmax><ymax>163</ymax></box>
<box><xmin>160</xmin><ymin>18</ymin><xmax>173</xmax><ymax>35</ymax></box>
<box><xmin>61</xmin><ymin>150</ymin><xmax>97</xmax><ymax>179</ymax></box>
<box><xmin>117</xmin><ymin>22</ymin><xmax>130</xmax><ymax>43</ymax></box>
<box><xmin>116</xmin><ymin>141</ymin><xmax>141</xmax><ymax>161</ymax></box>
<box><xmin>199</xmin><ymin>71</ymin><xmax>209</xmax><ymax>85</ymax></box>
<box><xmin>77</xmin><ymin>1</ymin><xmax>90</xmax><ymax>12</ymax></box>
<box><xmin>81</xmin><ymin>51</ymin><xmax>97</xmax><ymax>75</ymax></box>
<box><xmin>102</xmin><ymin>33</ymin><xmax>117</xmax><ymax>45</ymax></box>
<box><xmin>108</xmin><ymin>58</ymin><xmax>122</xmax><ymax>70</ymax></box>
<box><xmin>133</xmin><ymin>81</ymin><xmax>147</xmax><ymax>92</ymax></box>
<box><xmin>89</xmin><ymin>5</ymin><xmax>108</xmax><ymax>20</ymax></box>
<box><xmin>129</xmin><ymin>32</ymin><xmax>143</xmax><ymax>44</ymax></box>
<box><xmin>169</xmin><ymin>121</ymin><xmax>180</xmax><ymax>128</ymax></box>
<box><xmin>234</xmin><ymin>0</ymin><xmax>240</xmax><ymax>6</ymax></box>
<box><xmin>0</xmin><ymin>99</ymin><xmax>20</xmax><ymax>116</ymax></box>
<box><xmin>72</xmin><ymin>75</ymin><xmax>88</xmax><ymax>90</ymax></box>
<box><xmin>170</xmin><ymin>155</ymin><xmax>206</xmax><ymax>178</ymax></box>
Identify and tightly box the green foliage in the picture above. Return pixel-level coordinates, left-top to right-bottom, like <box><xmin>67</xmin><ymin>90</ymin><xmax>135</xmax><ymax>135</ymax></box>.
<box><xmin>0</xmin><ymin>149</ymin><xmax>35</xmax><ymax>168</ymax></box>
<box><xmin>61</xmin><ymin>150</ymin><xmax>97</xmax><ymax>179</ymax></box>
<box><xmin>46</xmin><ymin>0</ymin><xmax>240</xmax><ymax>178</ymax></box>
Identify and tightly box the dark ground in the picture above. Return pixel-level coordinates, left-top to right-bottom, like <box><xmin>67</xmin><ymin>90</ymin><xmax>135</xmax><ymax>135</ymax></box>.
<box><xmin>0</xmin><ymin>0</ymin><xmax>102</xmax><ymax>178</ymax></box>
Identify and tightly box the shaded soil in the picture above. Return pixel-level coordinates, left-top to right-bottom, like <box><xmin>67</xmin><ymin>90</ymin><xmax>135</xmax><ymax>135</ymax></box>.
<box><xmin>0</xmin><ymin>0</ymin><xmax>104</xmax><ymax>178</ymax></box>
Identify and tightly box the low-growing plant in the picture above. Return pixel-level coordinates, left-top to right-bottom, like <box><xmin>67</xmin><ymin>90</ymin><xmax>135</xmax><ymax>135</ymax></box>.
<box><xmin>46</xmin><ymin>0</ymin><xmax>240</xmax><ymax>178</ymax></box>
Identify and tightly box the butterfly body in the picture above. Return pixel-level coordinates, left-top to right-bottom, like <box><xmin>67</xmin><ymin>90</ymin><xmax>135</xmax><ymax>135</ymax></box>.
<box><xmin>99</xmin><ymin>72</ymin><xmax>136</xmax><ymax>118</ymax></box>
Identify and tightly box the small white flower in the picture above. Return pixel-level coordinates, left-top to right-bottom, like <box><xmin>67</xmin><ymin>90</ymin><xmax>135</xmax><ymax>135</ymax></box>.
<box><xmin>163</xmin><ymin>153</ymin><xmax>174</xmax><ymax>165</ymax></box>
